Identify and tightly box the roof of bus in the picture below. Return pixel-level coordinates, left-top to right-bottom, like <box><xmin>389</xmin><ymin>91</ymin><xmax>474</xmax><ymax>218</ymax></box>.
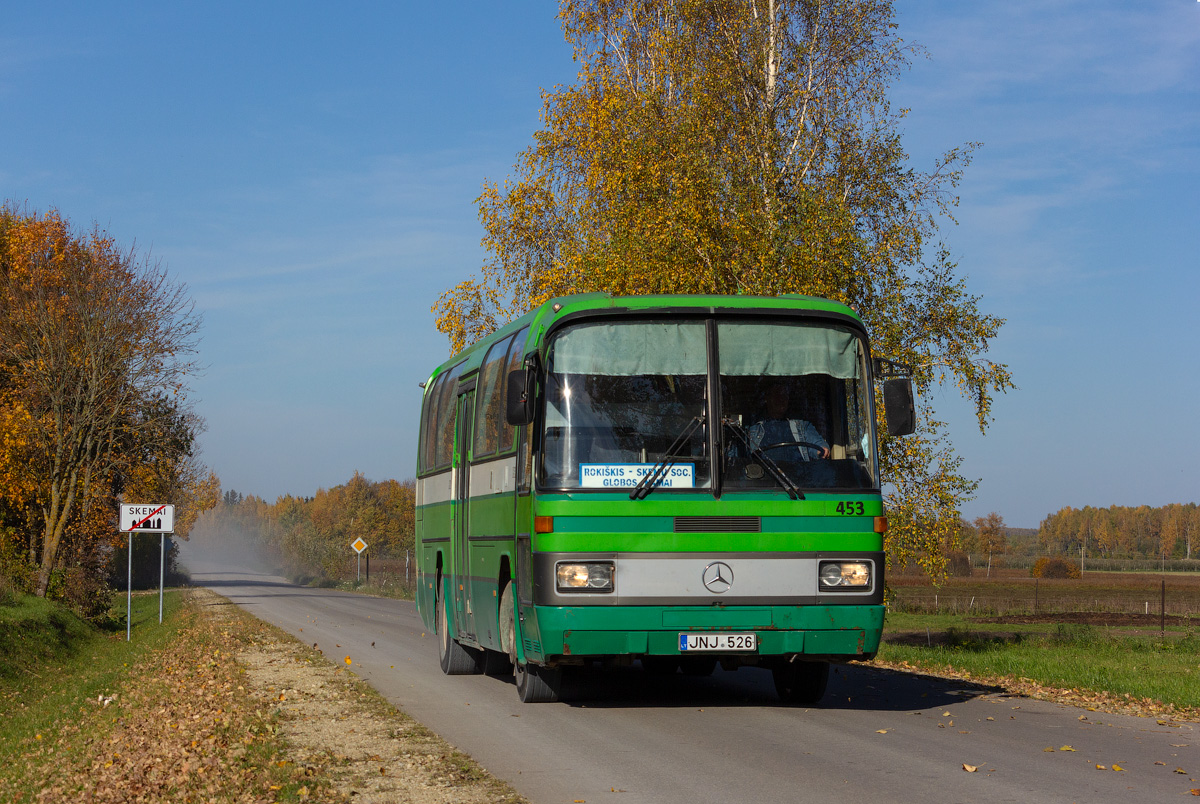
<box><xmin>422</xmin><ymin>292</ymin><xmax>862</xmax><ymax>391</ymax></box>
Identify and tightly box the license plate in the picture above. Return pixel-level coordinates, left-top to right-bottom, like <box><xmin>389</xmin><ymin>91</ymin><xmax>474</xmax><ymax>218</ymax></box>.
<box><xmin>678</xmin><ymin>633</ymin><xmax>757</xmax><ymax>652</ymax></box>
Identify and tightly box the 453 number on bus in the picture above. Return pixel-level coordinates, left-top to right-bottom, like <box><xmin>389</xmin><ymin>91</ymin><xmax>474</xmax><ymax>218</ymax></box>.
<box><xmin>833</xmin><ymin>501</ymin><xmax>866</xmax><ymax>516</ymax></box>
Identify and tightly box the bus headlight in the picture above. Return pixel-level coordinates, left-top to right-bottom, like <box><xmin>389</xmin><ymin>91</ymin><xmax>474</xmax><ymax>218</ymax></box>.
<box><xmin>818</xmin><ymin>561</ymin><xmax>871</xmax><ymax>590</ymax></box>
<box><xmin>556</xmin><ymin>562</ymin><xmax>614</xmax><ymax>592</ymax></box>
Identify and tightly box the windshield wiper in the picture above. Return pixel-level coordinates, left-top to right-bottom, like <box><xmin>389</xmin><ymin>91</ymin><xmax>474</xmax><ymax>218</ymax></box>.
<box><xmin>722</xmin><ymin>419</ymin><xmax>803</xmax><ymax>500</ymax></box>
<box><xmin>629</xmin><ymin>414</ymin><xmax>706</xmax><ymax>500</ymax></box>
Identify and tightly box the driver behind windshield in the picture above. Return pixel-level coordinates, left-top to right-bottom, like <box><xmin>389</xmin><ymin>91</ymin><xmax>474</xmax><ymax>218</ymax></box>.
<box><xmin>748</xmin><ymin>382</ymin><xmax>829</xmax><ymax>461</ymax></box>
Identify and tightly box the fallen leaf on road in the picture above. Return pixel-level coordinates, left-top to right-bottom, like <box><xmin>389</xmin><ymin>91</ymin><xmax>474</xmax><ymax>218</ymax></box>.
<box><xmin>1044</xmin><ymin>748</ymin><xmax>1055</xmax><ymax>752</ymax></box>
<box><xmin>1112</xmin><ymin>764</ymin><xmax>1125</xmax><ymax>772</ymax></box>
<box><xmin>1060</xmin><ymin>746</ymin><xmax>1076</xmax><ymax>752</ymax></box>
<box><xmin>962</xmin><ymin>764</ymin><xmax>977</xmax><ymax>773</ymax></box>
<box><xmin>344</xmin><ymin>656</ymin><xmax>352</xmax><ymax>665</ymax></box>
<box><xmin>1096</xmin><ymin>765</ymin><xmax>1107</xmax><ymax>770</ymax></box>
<box><xmin>876</xmin><ymin>730</ymin><xmax>888</xmax><ymax>734</ymax></box>
<box><xmin>1178</xmin><ymin>768</ymin><xmax>1189</xmax><ymax>774</ymax></box>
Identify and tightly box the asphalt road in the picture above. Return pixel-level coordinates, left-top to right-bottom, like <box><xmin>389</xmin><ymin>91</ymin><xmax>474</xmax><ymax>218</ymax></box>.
<box><xmin>182</xmin><ymin>554</ymin><xmax>1198</xmax><ymax>804</ymax></box>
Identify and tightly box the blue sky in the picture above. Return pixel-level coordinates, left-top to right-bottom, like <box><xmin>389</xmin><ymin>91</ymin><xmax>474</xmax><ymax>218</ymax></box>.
<box><xmin>2</xmin><ymin>2</ymin><xmax>1197</xmax><ymax>528</ymax></box>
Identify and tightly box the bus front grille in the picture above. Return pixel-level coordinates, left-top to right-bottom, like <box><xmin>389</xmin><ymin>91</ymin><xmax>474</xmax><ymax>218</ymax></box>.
<box><xmin>673</xmin><ymin>516</ymin><xmax>761</xmax><ymax>533</ymax></box>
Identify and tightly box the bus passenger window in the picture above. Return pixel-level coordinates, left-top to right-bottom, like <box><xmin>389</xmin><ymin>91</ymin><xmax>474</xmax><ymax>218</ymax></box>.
<box><xmin>473</xmin><ymin>335</ymin><xmax>514</xmax><ymax>459</ymax></box>
<box><xmin>432</xmin><ymin>363</ymin><xmax>463</xmax><ymax>470</ymax></box>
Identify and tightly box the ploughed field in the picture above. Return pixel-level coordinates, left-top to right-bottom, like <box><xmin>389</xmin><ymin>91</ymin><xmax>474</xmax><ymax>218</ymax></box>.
<box><xmin>887</xmin><ymin>569</ymin><xmax>1200</xmax><ymax>622</ymax></box>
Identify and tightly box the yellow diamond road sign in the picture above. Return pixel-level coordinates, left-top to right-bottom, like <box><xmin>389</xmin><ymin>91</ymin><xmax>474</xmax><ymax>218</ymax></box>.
<box><xmin>351</xmin><ymin>538</ymin><xmax>368</xmax><ymax>554</ymax></box>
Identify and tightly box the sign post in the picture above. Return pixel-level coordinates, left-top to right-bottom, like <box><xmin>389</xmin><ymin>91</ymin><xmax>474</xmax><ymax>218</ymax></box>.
<box><xmin>119</xmin><ymin>504</ymin><xmax>175</xmax><ymax>640</ymax></box>
<box><xmin>159</xmin><ymin>532</ymin><xmax>165</xmax><ymax>624</ymax></box>
<box><xmin>351</xmin><ymin>537</ymin><xmax>368</xmax><ymax>583</ymax></box>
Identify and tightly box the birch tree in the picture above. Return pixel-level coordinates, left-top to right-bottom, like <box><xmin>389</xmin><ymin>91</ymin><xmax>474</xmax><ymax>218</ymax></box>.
<box><xmin>434</xmin><ymin>0</ymin><xmax>1012</xmax><ymax>578</ymax></box>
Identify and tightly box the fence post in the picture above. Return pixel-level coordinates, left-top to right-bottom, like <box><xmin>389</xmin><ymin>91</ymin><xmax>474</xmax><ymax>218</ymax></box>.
<box><xmin>1161</xmin><ymin>578</ymin><xmax>1166</xmax><ymax>636</ymax></box>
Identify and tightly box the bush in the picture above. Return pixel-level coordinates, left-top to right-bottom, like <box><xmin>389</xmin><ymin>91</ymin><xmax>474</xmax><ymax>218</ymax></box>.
<box><xmin>48</xmin><ymin>566</ymin><xmax>115</xmax><ymax>620</ymax></box>
<box><xmin>1031</xmin><ymin>556</ymin><xmax>1081</xmax><ymax>579</ymax></box>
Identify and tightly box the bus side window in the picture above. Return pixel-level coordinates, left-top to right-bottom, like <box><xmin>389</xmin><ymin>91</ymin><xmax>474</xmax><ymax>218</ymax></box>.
<box><xmin>424</xmin><ymin>386</ymin><xmax>439</xmax><ymax>475</ymax></box>
<box><xmin>473</xmin><ymin>335</ymin><xmax>514</xmax><ymax>460</ymax></box>
<box><xmin>432</xmin><ymin>363</ymin><xmax>463</xmax><ymax>470</ymax></box>
<box><xmin>498</xmin><ymin>327</ymin><xmax>529</xmax><ymax>454</ymax></box>
<box><xmin>420</xmin><ymin>373</ymin><xmax>446</xmax><ymax>472</ymax></box>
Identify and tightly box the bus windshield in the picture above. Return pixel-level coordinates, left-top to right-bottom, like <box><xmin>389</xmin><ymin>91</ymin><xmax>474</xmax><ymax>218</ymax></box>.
<box><xmin>717</xmin><ymin>321</ymin><xmax>875</xmax><ymax>491</ymax></box>
<box><xmin>541</xmin><ymin>321</ymin><xmax>711</xmax><ymax>491</ymax></box>
<box><xmin>539</xmin><ymin>318</ymin><xmax>877</xmax><ymax>492</ymax></box>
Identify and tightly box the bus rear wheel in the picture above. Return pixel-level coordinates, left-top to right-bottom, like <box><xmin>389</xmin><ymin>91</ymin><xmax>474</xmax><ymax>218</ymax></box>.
<box><xmin>437</xmin><ymin>588</ymin><xmax>481</xmax><ymax>676</ymax></box>
<box><xmin>515</xmin><ymin>660</ymin><xmax>562</xmax><ymax>703</ymax></box>
<box><xmin>772</xmin><ymin>659</ymin><xmax>829</xmax><ymax>705</ymax></box>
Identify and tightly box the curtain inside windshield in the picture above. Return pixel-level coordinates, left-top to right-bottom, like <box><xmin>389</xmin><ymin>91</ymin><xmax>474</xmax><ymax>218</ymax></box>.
<box><xmin>541</xmin><ymin>322</ymin><xmax>710</xmax><ymax>490</ymax></box>
<box><xmin>718</xmin><ymin>322</ymin><xmax>860</xmax><ymax>378</ymax></box>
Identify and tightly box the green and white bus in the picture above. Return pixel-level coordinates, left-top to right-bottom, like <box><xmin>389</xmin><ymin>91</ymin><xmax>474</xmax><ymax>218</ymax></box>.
<box><xmin>414</xmin><ymin>293</ymin><xmax>914</xmax><ymax>703</ymax></box>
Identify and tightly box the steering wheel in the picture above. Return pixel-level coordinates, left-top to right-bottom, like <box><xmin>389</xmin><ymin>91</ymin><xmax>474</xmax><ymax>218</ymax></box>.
<box><xmin>761</xmin><ymin>441</ymin><xmax>827</xmax><ymax>457</ymax></box>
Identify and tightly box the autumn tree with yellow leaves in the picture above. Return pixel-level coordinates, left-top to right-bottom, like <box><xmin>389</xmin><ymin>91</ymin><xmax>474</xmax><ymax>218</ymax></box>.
<box><xmin>0</xmin><ymin>205</ymin><xmax>215</xmax><ymax>603</ymax></box>
<box><xmin>433</xmin><ymin>0</ymin><xmax>1012</xmax><ymax>579</ymax></box>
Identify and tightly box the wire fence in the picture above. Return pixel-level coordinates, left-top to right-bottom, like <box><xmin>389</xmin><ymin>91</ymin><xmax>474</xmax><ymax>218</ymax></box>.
<box><xmin>888</xmin><ymin>576</ymin><xmax>1200</xmax><ymax>620</ymax></box>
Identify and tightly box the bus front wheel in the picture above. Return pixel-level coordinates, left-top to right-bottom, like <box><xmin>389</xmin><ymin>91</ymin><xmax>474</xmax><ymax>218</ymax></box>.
<box><xmin>772</xmin><ymin>659</ymin><xmax>829</xmax><ymax>705</ymax></box>
<box><xmin>437</xmin><ymin>588</ymin><xmax>481</xmax><ymax>676</ymax></box>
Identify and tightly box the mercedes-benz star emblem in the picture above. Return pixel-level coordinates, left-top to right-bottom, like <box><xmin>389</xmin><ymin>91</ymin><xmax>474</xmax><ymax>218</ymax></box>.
<box><xmin>702</xmin><ymin>561</ymin><xmax>734</xmax><ymax>594</ymax></box>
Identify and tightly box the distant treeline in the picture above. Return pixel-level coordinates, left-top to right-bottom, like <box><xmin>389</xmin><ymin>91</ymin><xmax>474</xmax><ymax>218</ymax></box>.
<box><xmin>1037</xmin><ymin>503</ymin><xmax>1197</xmax><ymax>560</ymax></box>
<box><xmin>193</xmin><ymin>472</ymin><xmax>414</xmax><ymax>584</ymax></box>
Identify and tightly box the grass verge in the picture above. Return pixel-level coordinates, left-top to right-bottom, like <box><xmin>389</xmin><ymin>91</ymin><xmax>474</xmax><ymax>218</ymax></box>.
<box><xmin>0</xmin><ymin>590</ymin><xmax>306</xmax><ymax>802</ymax></box>
<box><xmin>1</xmin><ymin>588</ymin><xmax>527</xmax><ymax>803</ymax></box>
<box><xmin>879</xmin><ymin>611</ymin><xmax>1200</xmax><ymax>717</ymax></box>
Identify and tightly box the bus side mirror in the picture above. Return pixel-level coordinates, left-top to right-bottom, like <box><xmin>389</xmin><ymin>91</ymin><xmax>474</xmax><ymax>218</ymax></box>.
<box><xmin>506</xmin><ymin>369</ymin><xmax>534</xmax><ymax>426</ymax></box>
<box><xmin>883</xmin><ymin>378</ymin><xmax>916</xmax><ymax>437</ymax></box>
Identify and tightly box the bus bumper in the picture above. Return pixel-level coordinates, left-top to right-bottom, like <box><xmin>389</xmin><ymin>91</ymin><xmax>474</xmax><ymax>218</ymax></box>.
<box><xmin>520</xmin><ymin>604</ymin><xmax>884</xmax><ymax>663</ymax></box>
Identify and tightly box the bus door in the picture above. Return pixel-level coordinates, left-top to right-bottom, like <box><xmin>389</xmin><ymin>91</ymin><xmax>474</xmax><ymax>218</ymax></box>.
<box><xmin>453</xmin><ymin>387</ymin><xmax>477</xmax><ymax>642</ymax></box>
